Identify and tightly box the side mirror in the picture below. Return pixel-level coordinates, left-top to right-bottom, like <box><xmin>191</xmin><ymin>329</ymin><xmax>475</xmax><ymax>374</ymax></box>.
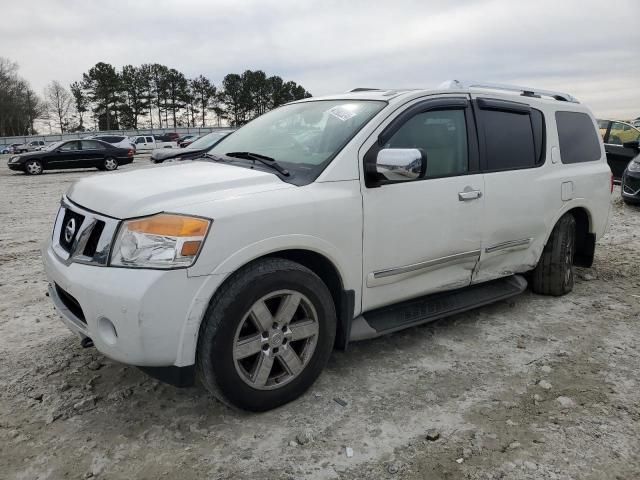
<box><xmin>375</xmin><ymin>148</ymin><xmax>426</xmax><ymax>182</ymax></box>
<box><xmin>623</xmin><ymin>140</ymin><xmax>640</xmax><ymax>151</ymax></box>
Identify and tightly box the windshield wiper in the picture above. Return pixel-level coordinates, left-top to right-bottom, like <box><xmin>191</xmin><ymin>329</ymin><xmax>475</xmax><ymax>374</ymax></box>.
<box><xmin>225</xmin><ymin>151</ymin><xmax>290</xmax><ymax>176</ymax></box>
<box><xmin>201</xmin><ymin>152</ymin><xmax>225</xmax><ymax>161</ymax></box>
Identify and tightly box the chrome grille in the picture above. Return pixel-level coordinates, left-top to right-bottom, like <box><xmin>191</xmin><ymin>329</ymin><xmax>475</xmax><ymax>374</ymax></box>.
<box><xmin>52</xmin><ymin>197</ymin><xmax>120</xmax><ymax>266</ymax></box>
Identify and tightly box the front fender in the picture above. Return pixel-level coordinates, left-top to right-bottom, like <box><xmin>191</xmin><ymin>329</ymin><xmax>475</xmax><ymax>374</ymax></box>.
<box><xmin>176</xmin><ymin>234</ymin><xmax>360</xmax><ymax>367</ymax></box>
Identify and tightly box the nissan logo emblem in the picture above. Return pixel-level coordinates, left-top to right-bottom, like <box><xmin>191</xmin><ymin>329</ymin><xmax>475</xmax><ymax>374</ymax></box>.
<box><xmin>64</xmin><ymin>218</ymin><xmax>76</xmax><ymax>243</ymax></box>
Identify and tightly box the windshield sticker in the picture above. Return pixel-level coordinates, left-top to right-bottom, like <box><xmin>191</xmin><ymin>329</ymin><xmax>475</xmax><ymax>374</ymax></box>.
<box><xmin>327</xmin><ymin>105</ymin><xmax>358</xmax><ymax>122</ymax></box>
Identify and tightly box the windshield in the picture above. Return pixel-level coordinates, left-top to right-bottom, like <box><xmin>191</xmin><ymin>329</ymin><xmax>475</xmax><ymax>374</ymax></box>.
<box><xmin>209</xmin><ymin>100</ymin><xmax>386</xmax><ymax>183</ymax></box>
<box><xmin>189</xmin><ymin>131</ymin><xmax>229</xmax><ymax>150</ymax></box>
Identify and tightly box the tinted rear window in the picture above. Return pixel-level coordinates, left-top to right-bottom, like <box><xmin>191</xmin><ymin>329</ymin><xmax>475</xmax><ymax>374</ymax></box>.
<box><xmin>556</xmin><ymin>111</ymin><xmax>601</xmax><ymax>164</ymax></box>
<box><xmin>478</xmin><ymin>107</ymin><xmax>537</xmax><ymax>170</ymax></box>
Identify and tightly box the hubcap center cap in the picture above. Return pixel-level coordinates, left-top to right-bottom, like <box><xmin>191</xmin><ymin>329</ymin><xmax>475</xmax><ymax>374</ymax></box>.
<box><xmin>269</xmin><ymin>330</ymin><xmax>284</xmax><ymax>347</ymax></box>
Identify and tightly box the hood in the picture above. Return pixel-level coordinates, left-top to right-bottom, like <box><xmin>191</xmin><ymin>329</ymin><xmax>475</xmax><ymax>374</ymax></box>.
<box><xmin>151</xmin><ymin>147</ymin><xmax>204</xmax><ymax>161</ymax></box>
<box><xmin>66</xmin><ymin>161</ymin><xmax>292</xmax><ymax>219</ymax></box>
<box><xmin>13</xmin><ymin>151</ymin><xmax>42</xmax><ymax>162</ymax></box>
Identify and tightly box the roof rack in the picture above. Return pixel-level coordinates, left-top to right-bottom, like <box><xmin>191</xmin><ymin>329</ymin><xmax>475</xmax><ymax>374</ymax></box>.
<box><xmin>349</xmin><ymin>88</ymin><xmax>382</xmax><ymax>92</ymax></box>
<box><xmin>438</xmin><ymin>80</ymin><xmax>579</xmax><ymax>103</ymax></box>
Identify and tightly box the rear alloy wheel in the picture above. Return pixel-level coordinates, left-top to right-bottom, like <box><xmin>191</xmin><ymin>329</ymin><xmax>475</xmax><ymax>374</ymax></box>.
<box><xmin>531</xmin><ymin>214</ymin><xmax>576</xmax><ymax>296</ymax></box>
<box><xmin>103</xmin><ymin>157</ymin><xmax>118</xmax><ymax>171</ymax></box>
<box><xmin>197</xmin><ymin>258</ymin><xmax>336</xmax><ymax>411</ymax></box>
<box><xmin>24</xmin><ymin>160</ymin><xmax>43</xmax><ymax>175</ymax></box>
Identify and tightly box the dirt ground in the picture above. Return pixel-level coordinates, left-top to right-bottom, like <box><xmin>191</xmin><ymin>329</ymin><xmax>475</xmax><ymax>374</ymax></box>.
<box><xmin>0</xmin><ymin>155</ymin><xmax>639</xmax><ymax>480</ymax></box>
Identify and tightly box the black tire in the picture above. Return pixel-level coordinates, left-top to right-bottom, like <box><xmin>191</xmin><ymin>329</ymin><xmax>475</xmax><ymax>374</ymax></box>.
<box><xmin>197</xmin><ymin>258</ymin><xmax>336</xmax><ymax>411</ymax></box>
<box><xmin>24</xmin><ymin>159</ymin><xmax>43</xmax><ymax>175</ymax></box>
<box><xmin>531</xmin><ymin>214</ymin><xmax>576</xmax><ymax>296</ymax></box>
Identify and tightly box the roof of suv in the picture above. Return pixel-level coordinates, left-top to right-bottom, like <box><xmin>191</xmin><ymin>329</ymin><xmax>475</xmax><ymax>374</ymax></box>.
<box><xmin>297</xmin><ymin>81</ymin><xmax>582</xmax><ymax>108</ymax></box>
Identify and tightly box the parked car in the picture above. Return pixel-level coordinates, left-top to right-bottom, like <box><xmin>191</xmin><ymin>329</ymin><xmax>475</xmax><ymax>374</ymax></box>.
<box><xmin>621</xmin><ymin>141</ymin><xmax>640</xmax><ymax>204</ymax></box>
<box><xmin>1</xmin><ymin>145</ymin><xmax>11</xmax><ymax>154</ymax></box>
<box><xmin>163</xmin><ymin>132</ymin><xmax>180</xmax><ymax>141</ymax></box>
<box><xmin>177</xmin><ymin>134</ymin><xmax>196</xmax><ymax>143</ymax></box>
<box><xmin>7</xmin><ymin>139</ymin><xmax>133</xmax><ymax>175</ymax></box>
<box><xmin>632</xmin><ymin>119</ymin><xmax>640</xmax><ymax>128</ymax></box>
<box><xmin>43</xmin><ymin>81</ymin><xmax>610</xmax><ymax>411</ymax></box>
<box><xmin>14</xmin><ymin>139</ymin><xmax>46</xmax><ymax>153</ymax></box>
<box><xmin>129</xmin><ymin>135</ymin><xmax>177</xmax><ymax>151</ymax></box>
<box><xmin>597</xmin><ymin>119</ymin><xmax>640</xmax><ymax>180</ymax></box>
<box><xmin>180</xmin><ymin>135</ymin><xmax>201</xmax><ymax>148</ymax></box>
<box><xmin>89</xmin><ymin>135</ymin><xmax>136</xmax><ymax>152</ymax></box>
<box><xmin>176</xmin><ymin>134</ymin><xmax>198</xmax><ymax>147</ymax></box>
<box><xmin>151</xmin><ymin>131</ymin><xmax>232</xmax><ymax>163</ymax></box>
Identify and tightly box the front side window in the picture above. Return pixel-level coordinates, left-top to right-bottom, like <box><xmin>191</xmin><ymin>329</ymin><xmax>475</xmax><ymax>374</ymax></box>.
<box><xmin>135</xmin><ymin>137</ymin><xmax>144</xmax><ymax>144</ymax></box>
<box><xmin>556</xmin><ymin>111</ymin><xmax>601</xmax><ymax>163</ymax></box>
<box><xmin>608</xmin><ymin>121</ymin><xmax>640</xmax><ymax>146</ymax></box>
<box><xmin>59</xmin><ymin>141</ymin><xmax>80</xmax><ymax>151</ymax></box>
<box><xmin>209</xmin><ymin>100</ymin><xmax>386</xmax><ymax>183</ymax></box>
<box><xmin>383</xmin><ymin>109</ymin><xmax>468</xmax><ymax>177</ymax></box>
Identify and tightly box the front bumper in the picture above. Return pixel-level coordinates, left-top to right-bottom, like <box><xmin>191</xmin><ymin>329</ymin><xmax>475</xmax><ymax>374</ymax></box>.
<box><xmin>43</xmin><ymin>243</ymin><xmax>210</xmax><ymax>367</ymax></box>
<box><xmin>621</xmin><ymin>170</ymin><xmax>640</xmax><ymax>202</ymax></box>
<box><xmin>8</xmin><ymin>162</ymin><xmax>23</xmax><ymax>171</ymax></box>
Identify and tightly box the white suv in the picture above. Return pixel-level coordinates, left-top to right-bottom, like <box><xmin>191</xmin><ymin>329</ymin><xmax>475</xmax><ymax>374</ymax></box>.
<box><xmin>43</xmin><ymin>81</ymin><xmax>611</xmax><ymax>411</ymax></box>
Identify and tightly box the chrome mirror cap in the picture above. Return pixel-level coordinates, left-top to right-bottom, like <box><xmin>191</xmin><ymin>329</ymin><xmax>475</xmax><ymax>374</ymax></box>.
<box><xmin>375</xmin><ymin>148</ymin><xmax>425</xmax><ymax>181</ymax></box>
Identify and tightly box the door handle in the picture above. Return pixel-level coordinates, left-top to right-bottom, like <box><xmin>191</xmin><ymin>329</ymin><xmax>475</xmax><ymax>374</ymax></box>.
<box><xmin>458</xmin><ymin>188</ymin><xmax>482</xmax><ymax>201</ymax></box>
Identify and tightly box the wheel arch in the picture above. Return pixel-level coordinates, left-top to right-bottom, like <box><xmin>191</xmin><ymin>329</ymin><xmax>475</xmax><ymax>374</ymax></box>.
<box><xmin>544</xmin><ymin>204</ymin><xmax>595</xmax><ymax>268</ymax></box>
<box><xmin>223</xmin><ymin>248</ymin><xmax>355</xmax><ymax>351</ymax></box>
<box><xmin>262</xmin><ymin>249</ymin><xmax>354</xmax><ymax>350</ymax></box>
<box><xmin>179</xmin><ymin>246</ymin><xmax>355</xmax><ymax>367</ymax></box>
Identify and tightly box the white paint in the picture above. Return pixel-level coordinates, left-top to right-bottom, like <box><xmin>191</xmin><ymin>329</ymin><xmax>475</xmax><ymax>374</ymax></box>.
<box><xmin>45</xmin><ymin>86</ymin><xmax>612</xmax><ymax>371</ymax></box>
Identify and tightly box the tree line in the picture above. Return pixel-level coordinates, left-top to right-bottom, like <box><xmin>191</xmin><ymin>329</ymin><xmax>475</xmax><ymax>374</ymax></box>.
<box><xmin>0</xmin><ymin>58</ymin><xmax>312</xmax><ymax>136</ymax></box>
<box><xmin>0</xmin><ymin>58</ymin><xmax>45</xmax><ymax>136</ymax></box>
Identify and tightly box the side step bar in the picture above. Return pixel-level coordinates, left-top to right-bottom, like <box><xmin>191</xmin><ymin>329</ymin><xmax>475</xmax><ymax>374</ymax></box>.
<box><xmin>350</xmin><ymin>275</ymin><xmax>527</xmax><ymax>342</ymax></box>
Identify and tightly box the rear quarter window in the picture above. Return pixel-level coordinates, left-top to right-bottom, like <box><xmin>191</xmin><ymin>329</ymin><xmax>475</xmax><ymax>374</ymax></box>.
<box><xmin>475</xmin><ymin>99</ymin><xmax>545</xmax><ymax>171</ymax></box>
<box><xmin>555</xmin><ymin>111</ymin><xmax>601</xmax><ymax>164</ymax></box>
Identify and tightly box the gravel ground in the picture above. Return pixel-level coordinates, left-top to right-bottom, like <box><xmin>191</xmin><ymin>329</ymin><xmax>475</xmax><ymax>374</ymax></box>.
<box><xmin>1</xmin><ymin>155</ymin><xmax>639</xmax><ymax>480</ymax></box>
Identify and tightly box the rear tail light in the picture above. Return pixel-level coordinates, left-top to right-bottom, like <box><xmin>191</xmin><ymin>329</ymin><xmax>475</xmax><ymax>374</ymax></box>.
<box><xmin>128</xmin><ymin>149</ymin><xmax>134</xmax><ymax>157</ymax></box>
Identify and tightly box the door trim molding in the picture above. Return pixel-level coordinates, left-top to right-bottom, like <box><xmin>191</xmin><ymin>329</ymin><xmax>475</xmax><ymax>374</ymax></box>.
<box><xmin>369</xmin><ymin>250</ymin><xmax>480</xmax><ymax>286</ymax></box>
<box><xmin>485</xmin><ymin>238</ymin><xmax>532</xmax><ymax>254</ymax></box>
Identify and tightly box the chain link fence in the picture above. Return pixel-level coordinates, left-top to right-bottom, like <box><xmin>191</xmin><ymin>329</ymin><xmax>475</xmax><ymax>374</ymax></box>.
<box><xmin>0</xmin><ymin>127</ymin><xmax>234</xmax><ymax>147</ymax></box>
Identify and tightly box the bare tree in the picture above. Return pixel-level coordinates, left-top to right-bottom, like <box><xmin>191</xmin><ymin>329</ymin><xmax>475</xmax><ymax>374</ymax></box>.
<box><xmin>44</xmin><ymin>80</ymin><xmax>74</xmax><ymax>133</ymax></box>
<box><xmin>0</xmin><ymin>57</ymin><xmax>44</xmax><ymax>135</ymax></box>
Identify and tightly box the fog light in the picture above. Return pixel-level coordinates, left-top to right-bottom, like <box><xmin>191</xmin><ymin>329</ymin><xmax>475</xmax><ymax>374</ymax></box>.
<box><xmin>97</xmin><ymin>317</ymin><xmax>118</xmax><ymax>346</ymax></box>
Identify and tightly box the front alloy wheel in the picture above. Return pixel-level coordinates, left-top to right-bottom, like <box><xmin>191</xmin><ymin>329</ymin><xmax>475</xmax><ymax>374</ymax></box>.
<box><xmin>197</xmin><ymin>258</ymin><xmax>336</xmax><ymax>411</ymax></box>
<box><xmin>233</xmin><ymin>290</ymin><xmax>319</xmax><ymax>390</ymax></box>
<box><xmin>25</xmin><ymin>160</ymin><xmax>43</xmax><ymax>175</ymax></box>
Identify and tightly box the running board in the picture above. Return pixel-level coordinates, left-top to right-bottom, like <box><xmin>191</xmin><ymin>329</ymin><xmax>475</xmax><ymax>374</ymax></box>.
<box><xmin>349</xmin><ymin>275</ymin><xmax>527</xmax><ymax>342</ymax></box>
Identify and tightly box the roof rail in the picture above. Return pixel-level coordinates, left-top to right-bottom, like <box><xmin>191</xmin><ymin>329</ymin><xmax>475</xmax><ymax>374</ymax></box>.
<box><xmin>438</xmin><ymin>80</ymin><xmax>579</xmax><ymax>103</ymax></box>
<box><xmin>349</xmin><ymin>88</ymin><xmax>382</xmax><ymax>92</ymax></box>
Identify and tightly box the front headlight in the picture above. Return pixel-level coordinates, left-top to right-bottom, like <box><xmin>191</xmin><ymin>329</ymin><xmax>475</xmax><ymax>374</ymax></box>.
<box><xmin>627</xmin><ymin>160</ymin><xmax>640</xmax><ymax>173</ymax></box>
<box><xmin>111</xmin><ymin>213</ymin><xmax>211</xmax><ymax>269</ymax></box>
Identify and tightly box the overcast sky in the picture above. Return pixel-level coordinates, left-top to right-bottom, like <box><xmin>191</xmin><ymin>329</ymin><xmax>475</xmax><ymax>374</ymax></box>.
<box><xmin>2</xmin><ymin>0</ymin><xmax>639</xmax><ymax>119</ymax></box>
